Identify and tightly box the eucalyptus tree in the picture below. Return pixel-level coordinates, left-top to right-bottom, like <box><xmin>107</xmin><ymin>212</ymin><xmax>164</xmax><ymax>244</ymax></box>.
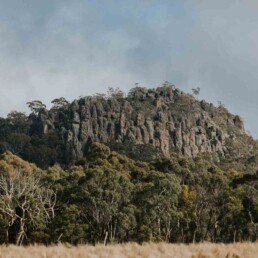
<box><xmin>26</xmin><ymin>100</ymin><xmax>46</xmax><ymax>114</ymax></box>
<box><xmin>133</xmin><ymin>169</ymin><xmax>181</xmax><ymax>242</ymax></box>
<box><xmin>0</xmin><ymin>152</ymin><xmax>56</xmax><ymax>245</ymax></box>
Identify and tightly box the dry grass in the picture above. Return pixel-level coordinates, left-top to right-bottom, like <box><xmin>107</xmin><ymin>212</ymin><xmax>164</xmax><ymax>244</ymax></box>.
<box><xmin>0</xmin><ymin>242</ymin><xmax>257</xmax><ymax>258</ymax></box>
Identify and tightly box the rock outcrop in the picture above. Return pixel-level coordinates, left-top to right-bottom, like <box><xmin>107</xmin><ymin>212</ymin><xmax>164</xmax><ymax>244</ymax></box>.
<box><xmin>32</xmin><ymin>86</ymin><xmax>245</xmax><ymax>163</ymax></box>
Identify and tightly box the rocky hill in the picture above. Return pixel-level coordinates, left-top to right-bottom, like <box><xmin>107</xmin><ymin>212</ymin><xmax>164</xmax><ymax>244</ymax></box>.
<box><xmin>1</xmin><ymin>85</ymin><xmax>258</xmax><ymax>245</ymax></box>
<box><xmin>0</xmin><ymin>84</ymin><xmax>257</xmax><ymax>169</ymax></box>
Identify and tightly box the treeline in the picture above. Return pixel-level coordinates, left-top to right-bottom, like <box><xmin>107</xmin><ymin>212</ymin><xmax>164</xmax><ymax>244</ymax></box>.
<box><xmin>0</xmin><ymin>142</ymin><xmax>258</xmax><ymax>245</ymax></box>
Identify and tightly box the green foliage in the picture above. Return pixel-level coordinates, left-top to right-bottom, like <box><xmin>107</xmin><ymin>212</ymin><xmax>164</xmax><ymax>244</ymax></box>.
<box><xmin>51</xmin><ymin>97</ymin><xmax>70</xmax><ymax>110</ymax></box>
<box><xmin>50</xmin><ymin>204</ymin><xmax>88</xmax><ymax>244</ymax></box>
<box><xmin>0</xmin><ymin>152</ymin><xmax>55</xmax><ymax>245</ymax></box>
<box><xmin>0</xmin><ymin>112</ymin><xmax>31</xmax><ymax>156</ymax></box>
<box><xmin>0</xmin><ymin>145</ymin><xmax>257</xmax><ymax>244</ymax></box>
<box><xmin>169</xmin><ymin>93</ymin><xmax>200</xmax><ymax>115</ymax></box>
<box><xmin>1</xmin><ymin>85</ymin><xmax>258</xmax><ymax>245</ymax></box>
<box><xmin>26</xmin><ymin>100</ymin><xmax>46</xmax><ymax>114</ymax></box>
<box><xmin>107</xmin><ymin>87</ymin><xmax>125</xmax><ymax>100</ymax></box>
<box><xmin>108</xmin><ymin>140</ymin><xmax>162</xmax><ymax>162</ymax></box>
<box><xmin>87</xmin><ymin>142</ymin><xmax>111</xmax><ymax>162</ymax></box>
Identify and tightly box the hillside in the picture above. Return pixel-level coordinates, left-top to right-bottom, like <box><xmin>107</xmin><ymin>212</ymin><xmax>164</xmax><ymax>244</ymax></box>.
<box><xmin>0</xmin><ymin>85</ymin><xmax>258</xmax><ymax>245</ymax></box>
<box><xmin>0</xmin><ymin>141</ymin><xmax>258</xmax><ymax>244</ymax></box>
<box><xmin>1</xmin><ymin>84</ymin><xmax>257</xmax><ymax>171</ymax></box>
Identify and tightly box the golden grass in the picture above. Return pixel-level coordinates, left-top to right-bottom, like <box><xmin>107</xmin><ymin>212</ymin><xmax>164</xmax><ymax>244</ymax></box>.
<box><xmin>0</xmin><ymin>242</ymin><xmax>257</xmax><ymax>258</ymax></box>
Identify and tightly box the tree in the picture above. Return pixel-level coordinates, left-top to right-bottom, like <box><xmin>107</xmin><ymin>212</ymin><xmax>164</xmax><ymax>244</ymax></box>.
<box><xmin>133</xmin><ymin>170</ymin><xmax>181</xmax><ymax>242</ymax></box>
<box><xmin>0</xmin><ymin>112</ymin><xmax>31</xmax><ymax>156</ymax></box>
<box><xmin>162</xmin><ymin>81</ymin><xmax>175</xmax><ymax>90</ymax></box>
<box><xmin>51</xmin><ymin>97</ymin><xmax>70</xmax><ymax>110</ymax></box>
<box><xmin>178</xmin><ymin>185</ymin><xmax>197</xmax><ymax>243</ymax></box>
<box><xmin>107</xmin><ymin>87</ymin><xmax>125</xmax><ymax>99</ymax></box>
<box><xmin>6</xmin><ymin>111</ymin><xmax>31</xmax><ymax>155</ymax></box>
<box><xmin>6</xmin><ymin>111</ymin><xmax>30</xmax><ymax>133</ymax></box>
<box><xmin>26</xmin><ymin>100</ymin><xmax>46</xmax><ymax>114</ymax></box>
<box><xmin>0</xmin><ymin>152</ymin><xmax>56</xmax><ymax>245</ymax></box>
<box><xmin>191</xmin><ymin>87</ymin><xmax>200</xmax><ymax>98</ymax></box>
<box><xmin>79</xmin><ymin>165</ymin><xmax>133</xmax><ymax>244</ymax></box>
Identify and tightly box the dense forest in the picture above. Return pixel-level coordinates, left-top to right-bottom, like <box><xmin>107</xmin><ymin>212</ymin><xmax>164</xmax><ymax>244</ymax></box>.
<box><xmin>0</xmin><ymin>84</ymin><xmax>258</xmax><ymax>245</ymax></box>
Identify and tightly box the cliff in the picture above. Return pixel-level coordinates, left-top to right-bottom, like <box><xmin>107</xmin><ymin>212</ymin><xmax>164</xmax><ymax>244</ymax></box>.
<box><xmin>29</xmin><ymin>85</ymin><xmax>250</xmax><ymax>165</ymax></box>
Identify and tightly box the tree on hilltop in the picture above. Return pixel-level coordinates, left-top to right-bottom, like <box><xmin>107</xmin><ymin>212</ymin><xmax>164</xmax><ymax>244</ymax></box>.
<box><xmin>26</xmin><ymin>100</ymin><xmax>46</xmax><ymax>114</ymax></box>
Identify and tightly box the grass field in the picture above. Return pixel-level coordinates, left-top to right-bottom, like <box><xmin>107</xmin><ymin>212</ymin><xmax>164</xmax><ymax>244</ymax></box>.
<box><xmin>0</xmin><ymin>242</ymin><xmax>257</xmax><ymax>258</ymax></box>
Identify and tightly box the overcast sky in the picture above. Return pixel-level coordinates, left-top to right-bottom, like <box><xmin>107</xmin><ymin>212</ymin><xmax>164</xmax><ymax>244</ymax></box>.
<box><xmin>0</xmin><ymin>1</ymin><xmax>258</xmax><ymax>137</ymax></box>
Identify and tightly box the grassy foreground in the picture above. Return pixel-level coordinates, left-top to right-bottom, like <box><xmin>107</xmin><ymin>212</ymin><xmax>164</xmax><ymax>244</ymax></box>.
<box><xmin>0</xmin><ymin>242</ymin><xmax>258</xmax><ymax>258</ymax></box>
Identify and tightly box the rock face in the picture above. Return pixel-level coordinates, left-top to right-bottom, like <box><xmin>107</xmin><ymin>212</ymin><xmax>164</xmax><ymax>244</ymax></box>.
<box><xmin>32</xmin><ymin>86</ymin><xmax>245</xmax><ymax>163</ymax></box>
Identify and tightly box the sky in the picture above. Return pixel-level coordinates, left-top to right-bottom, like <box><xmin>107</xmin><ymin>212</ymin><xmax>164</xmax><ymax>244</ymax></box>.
<box><xmin>0</xmin><ymin>0</ymin><xmax>258</xmax><ymax>137</ymax></box>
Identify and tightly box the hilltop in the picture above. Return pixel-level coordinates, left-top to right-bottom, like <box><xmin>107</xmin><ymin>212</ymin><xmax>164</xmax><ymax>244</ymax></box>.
<box><xmin>0</xmin><ymin>84</ymin><xmax>257</xmax><ymax>172</ymax></box>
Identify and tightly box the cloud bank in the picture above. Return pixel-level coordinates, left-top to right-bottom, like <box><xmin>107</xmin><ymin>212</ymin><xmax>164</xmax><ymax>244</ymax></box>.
<box><xmin>0</xmin><ymin>0</ymin><xmax>258</xmax><ymax>137</ymax></box>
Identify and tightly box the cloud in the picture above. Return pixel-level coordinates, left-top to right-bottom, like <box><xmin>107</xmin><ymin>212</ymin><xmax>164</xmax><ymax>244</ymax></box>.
<box><xmin>0</xmin><ymin>1</ymin><xmax>258</xmax><ymax>137</ymax></box>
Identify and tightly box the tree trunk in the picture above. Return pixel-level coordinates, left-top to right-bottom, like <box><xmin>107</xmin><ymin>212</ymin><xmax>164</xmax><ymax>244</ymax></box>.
<box><xmin>165</xmin><ymin>219</ymin><xmax>171</xmax><ymax>242</ymax></box>
<box><xmin>104</xmin><ymin>231</ymin><xmax>108</xmax><ymax>246</ymax></box>
<box><xmin>193</xmin><ymin>229</ymin><xmax>197</xmax><ymax>244</ymax></box>
<box><xmin>233</xmin><ymin>230</ymin><xmax>236</xmax><ymax>243</ymax></box>
<box><xmin>5</xmin><ymin>227</ymin><xmax>9</xmax><ymax>244</ymax></box>
<box><xmin>16</xmin><ymin>219</ymin><xmax>25</xmax><ymax>246</ymax></box>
